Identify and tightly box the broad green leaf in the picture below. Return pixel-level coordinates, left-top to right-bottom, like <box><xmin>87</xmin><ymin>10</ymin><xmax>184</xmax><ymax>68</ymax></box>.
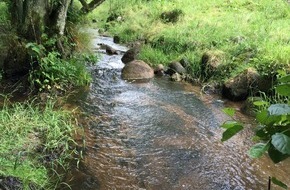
<box><xmin>32</xmin><ymin>46</ymin><xmax>41</xmax><ymax>54</ymax></box>
<box><xmin>276</xmin><ymin>84</ymin><xmax>290</xmax><ymax>96</ymax></box>
<box><xmin>221</xmin><ymin>125</ymin><xmax>243</xmax><ymax>142</ymax></box>
<box><xmin>222</xmin><ymin>108</ymin><xmax>235</xmax><ymax>117</ymax></box>
<box><xmin>25</xmin><ymin>42</ymin><xmax>34</xmax><ymax>48</ymax></box>
<box><xmin>268</xmin><ymin>104</ymin><xmax>290</xmax><ymax>116</ymax></box>
<box><xmin>271</xmin><ymin>133</ymin><xmax>290</xmax><ymax>154</ymax></box>
<box><xmin>255</xmin><ymin>125</ymin><xmax>267</xmax><ymax>139</ymax></box>
<box><xmin>256</xmin><ymin>110</ymin><xmax>268</xmax><ymax>123</ymax></box>
<box><xmin>272</xmin><ymin>177</ymin><xmax>288</xmax><ymax>189</ymax></box>
<box><xmin>221</xmin><ymin>121</ymin><xmax>241</xmax><ymax>129</ymax></box>
<box><xmin>253</xmin><ymin>101</ymin><xmax>269</xmax><ymax>107</ymax></box>
<box><xmin>248</xmin><ymin>143</ymin><xmax>269</xmax><ymax>158</ymax></box>
<box><xmin>279</xmin><ymin>75</ymin><xmax>290</xmax><ymax>83</ymax></box>
<box><xmin>256</xmin><ymin>110</ymin><xmax>281</xmax><ymax>126</ymax></box>
<box><xmin>268</xmin><ymin>144</ymin><xmax>290</xmax><ymax>163</ymax></box>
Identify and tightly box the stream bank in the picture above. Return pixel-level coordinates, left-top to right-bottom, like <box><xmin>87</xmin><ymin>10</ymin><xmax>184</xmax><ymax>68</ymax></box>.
<box><xmin>64</xmin><ymin>30</ymin><xmax>290</xmax><ymax>190</ymax></box>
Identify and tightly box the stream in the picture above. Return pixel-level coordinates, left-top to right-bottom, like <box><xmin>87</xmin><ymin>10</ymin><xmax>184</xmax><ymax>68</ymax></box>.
<box><xmin>67</xmin><ymin>30</ymin><xmax>290</xmax><ymax>190</ymax></box>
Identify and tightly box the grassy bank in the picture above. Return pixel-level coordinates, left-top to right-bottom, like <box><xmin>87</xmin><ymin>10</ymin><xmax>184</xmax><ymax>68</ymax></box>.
<box><xmin>89</xmin><ymin>0</ymin><xmax>290</xmax><ymax>82</ymax></box>
<box><xmin>0</xmin><ymin>2</ymin><xmax>91</xmax><ymax>189</ymax></box>
<box><xmin>0</xmin><ymin>100</ymin><xmax>80</xmax><ymax>189</ymax></box>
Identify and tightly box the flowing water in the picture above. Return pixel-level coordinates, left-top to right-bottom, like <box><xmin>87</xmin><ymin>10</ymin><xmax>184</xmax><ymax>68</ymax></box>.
<box><xmin>67</xmin><ymin>30</ymin><xmax>290</xmax><ymax>190</ymax></box>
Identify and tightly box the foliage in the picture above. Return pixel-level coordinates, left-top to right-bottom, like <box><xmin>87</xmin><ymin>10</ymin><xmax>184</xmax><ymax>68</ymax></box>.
<box><xmin>0</xmin><ymin>100</ymin><xmax>79</xmax><ymax>189</ymax></box>
<box><xmin>0</xmin><ymin>2</ymin><xmax>9</xmax><ymax>23</ymax></box>
<box><xmin>221</xmin><ymin>74</ymin><xmax>290</xmax><ymax>189</ymax></box>
<box><xmin>0</xmin><ymin>2</ymin><xmax>10</xmax><ymax>83</ymax></box>
<box><xmin>26</xmin><ymin>42</ymin><xmax>92</xmax><ymax>92</ymax></box>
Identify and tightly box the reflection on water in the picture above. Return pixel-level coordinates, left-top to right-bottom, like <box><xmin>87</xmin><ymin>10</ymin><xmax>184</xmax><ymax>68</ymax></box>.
<box><xmin>68</xmin><ymin>31</ymin><xmax>290</xmax><ymax>190</ymax></box>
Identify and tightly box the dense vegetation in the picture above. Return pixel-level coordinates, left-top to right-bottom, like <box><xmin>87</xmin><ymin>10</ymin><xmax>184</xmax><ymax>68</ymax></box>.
<box><xmin>221</xmin><ymin>73</ymin><xmax>290</xmax><ymax>189</ymax></box>
<box><xmin>0</xmin><ymin>1</ymin><xmax>89</xmax><ymax>189</ymax></box>
<box><xmin>0</xmin><ymin>100</ymin><xmax>81</xmax><ymax>189</ymax></box>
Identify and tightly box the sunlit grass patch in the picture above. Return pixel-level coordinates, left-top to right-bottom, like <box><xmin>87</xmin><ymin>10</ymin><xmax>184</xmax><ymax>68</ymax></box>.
<box><xmin>0</xmin><ymin>100</ymin><xmax>78</xmax><ymax>189</ymax></box>
<box><xmin>89</xmin><ymin>0</ymin><xmax>290</xmax><ymax>81</ymax></box>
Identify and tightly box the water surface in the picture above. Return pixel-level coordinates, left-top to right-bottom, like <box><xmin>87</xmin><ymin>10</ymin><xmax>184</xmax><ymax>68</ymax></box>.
<box><xmin>68</xmin><ymin>31</ymin><xmax>290</xmax><ymax>190</ymax></box>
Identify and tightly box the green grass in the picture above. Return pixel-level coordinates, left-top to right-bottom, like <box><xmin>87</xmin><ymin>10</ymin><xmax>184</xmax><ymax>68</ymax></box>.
<box><xmin>88</xmin><ymin>0</ymin><xmax>290</xmax><ymax>81</ymax></box>
<box><xmin>0</xmin><ymin>2</ymin><xmax>10</xmax><ymax>78</ymax></box>
<box><xmin>0</xmin><ymin>100</ymin><xmax>78</xmax><ymax>189</ymax></box>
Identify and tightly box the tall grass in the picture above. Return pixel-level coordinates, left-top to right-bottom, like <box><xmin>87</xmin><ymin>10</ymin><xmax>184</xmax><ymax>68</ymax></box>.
<box><xmin>89</xmin><ymin>0</ymin><xmax>290</xmax><ymax>80</ymax></box>
<box><xmin>0</xmin><ymin>100</ymin><xmax>78</xmax><ymax>189</ymax></box>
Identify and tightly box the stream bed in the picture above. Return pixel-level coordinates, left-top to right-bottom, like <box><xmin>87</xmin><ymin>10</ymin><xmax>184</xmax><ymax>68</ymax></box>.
<box><xmin>67</xmin><ymin>30</ymin><xmax>290</xmax><ymax>190</ymax></box>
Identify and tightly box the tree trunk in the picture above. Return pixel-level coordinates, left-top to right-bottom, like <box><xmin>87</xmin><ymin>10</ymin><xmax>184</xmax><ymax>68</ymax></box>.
<box><xmin>4</xmin><ymin>0</ymin><xmax>104</xmax><ymax>78</ymax></box>
<box><xmin>4</xmin><ymin>0</ymin><xmax>71</xmax><ymax>78</ymax></box>
<box><xmin>10</xmin><ymin>0</ymin><xmax>49</xmax><ymax>42</ymax></box>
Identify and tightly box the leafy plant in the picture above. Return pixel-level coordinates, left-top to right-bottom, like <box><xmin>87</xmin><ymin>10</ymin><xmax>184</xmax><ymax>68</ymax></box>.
<box><xmin>26</xmin><ymin>42</ymin><xmax>92</xmax><ymax>92</ymax></box>
<box><xmin>221</xmin><ymin>74</ymin><xmax>290</xmax><ymax>189</ymax></box>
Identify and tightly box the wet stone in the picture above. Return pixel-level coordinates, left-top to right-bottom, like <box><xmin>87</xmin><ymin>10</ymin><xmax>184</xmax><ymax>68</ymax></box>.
<box><xmin>0</xmin><ymin>176</ymin><xmax>23</xmax><ymax>190</ymax></box>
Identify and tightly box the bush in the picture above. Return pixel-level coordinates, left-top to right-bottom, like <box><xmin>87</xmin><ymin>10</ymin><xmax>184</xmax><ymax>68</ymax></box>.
<box><xmin>26</xmin><ymin>42</ymin><xmax>92</xmax><ymax>92</ymax></box>
<box><xmin>221</xmin><ymin>73</ymin><xmax>290</xmax><ymax>188</ymax></box>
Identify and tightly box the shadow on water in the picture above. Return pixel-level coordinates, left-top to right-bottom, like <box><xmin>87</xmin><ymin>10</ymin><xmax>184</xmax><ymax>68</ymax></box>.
<box><xmin>67</xmin><ymin>29</ymin><xmax>290</xmax><ymax>190</ymax></box>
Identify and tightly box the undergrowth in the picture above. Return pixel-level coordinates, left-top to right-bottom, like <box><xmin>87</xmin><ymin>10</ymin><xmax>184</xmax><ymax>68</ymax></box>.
<box><xmin>0</xmin><ymin>99</ymin><xmax>80</xmax><ymax>189</ymax></box>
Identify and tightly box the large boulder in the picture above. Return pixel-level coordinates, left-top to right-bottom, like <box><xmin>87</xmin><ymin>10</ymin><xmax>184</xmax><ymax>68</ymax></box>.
<box><xmin>200</xmin><ymin>50</ymin><xmax>225</xmax><ymax>80</ymax></box>
<box><xmin>165</xmin><ymin>61</ymin><xmax>186</xmax><ymax>76</ymax></box>
<box><xmin>121</xmin><ymin>47</ymin><xmax>140</xmax><ymax>64</ymax></box>
<box><xmin>222</xmin><ymin>67</ymin><xmax>260</xmax><ymax>101</ymax></box>
<box><xmin>121</xmin><ymin>60</ymin><xmax>154</xmax><ymax>80</ymax></box>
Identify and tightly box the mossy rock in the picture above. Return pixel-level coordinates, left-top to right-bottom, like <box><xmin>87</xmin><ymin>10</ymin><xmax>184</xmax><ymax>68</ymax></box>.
<box><xmin>200</xmin><ymin>50</ymin><xmax>225</xmax><ymax>80</ymax></box>
<box><xmin>222</xmin><ymin>67</ymin><xmax>260</xmax><ymax>101</ymax></box>
<box><xmin>160</xmin><ymin>9</ymin><xmax>183</xmax><ymax>23</ymax></box>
